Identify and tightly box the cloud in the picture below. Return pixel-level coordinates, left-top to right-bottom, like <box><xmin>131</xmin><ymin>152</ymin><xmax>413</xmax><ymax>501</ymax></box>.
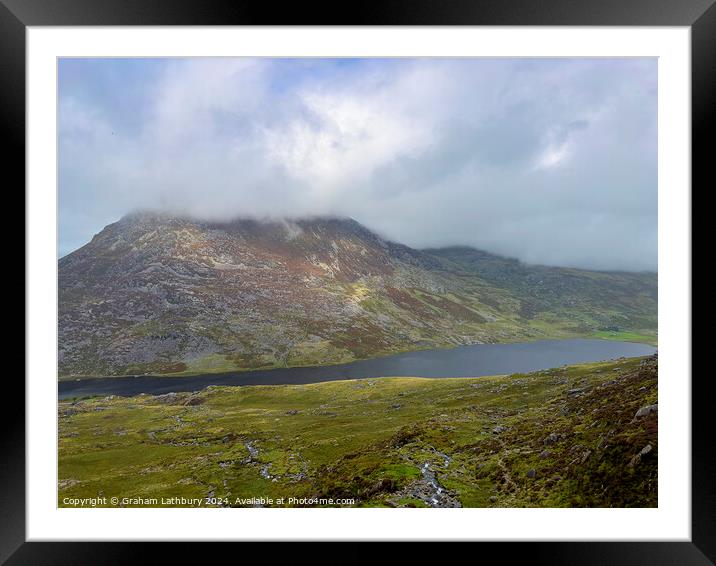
<box><xmin>58</xmin><ymin>57</ymin><xmax>657</xmax><ymax>271</ymax></box>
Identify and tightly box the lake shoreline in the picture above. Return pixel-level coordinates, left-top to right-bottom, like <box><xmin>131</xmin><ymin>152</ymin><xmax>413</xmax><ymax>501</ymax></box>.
<box><xmin>58</xmin><ymin>332</ymin><xmax>657</xmax><ymax>381</ymax></box>
<box><xmin>58</xmin><ymin>355</ymin><xmax>659</xmax><ymax>508</ymax></box>
<box><xmin>58</xmin><ymin>338</ymin><xmax>656</xmax><ymax>400</ymax></box>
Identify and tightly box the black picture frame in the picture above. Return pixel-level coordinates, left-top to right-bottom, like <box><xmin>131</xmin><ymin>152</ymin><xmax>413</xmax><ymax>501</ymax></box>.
<box><xmin>7</xmin><ymin>0</ymin><xmax>708</xmax><ymax>561</ymax></box>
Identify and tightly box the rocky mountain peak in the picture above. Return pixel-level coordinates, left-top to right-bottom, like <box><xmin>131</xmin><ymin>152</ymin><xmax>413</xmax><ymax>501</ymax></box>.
<box><xmin>58</xmin><ymin>212</ymin><xmax>657</xmax><ymax>378</ymax></box>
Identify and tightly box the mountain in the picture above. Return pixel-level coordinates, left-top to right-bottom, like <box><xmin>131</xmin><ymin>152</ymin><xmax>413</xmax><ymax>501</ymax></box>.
<box><xmin>427</xmin><ymin>247</ymin><xmax>657</xmax><ymax>335</ymax></box>
<box><xmin>58</xmin><ymin>213</ymin><xmax>657</xmax><ymax>377</ymax></box>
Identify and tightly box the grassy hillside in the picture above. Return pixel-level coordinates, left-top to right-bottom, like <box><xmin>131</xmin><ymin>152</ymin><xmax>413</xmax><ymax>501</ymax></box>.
<box><xmin>58</xmin><ymin>355</ymin><xmax>657</xmax><ymax>508</ymax></box>
<box><xmin>58</xmin><ymin>215</ymin><xmax>657</xmax><ymax>378</ymax></box>
<box><xmin>428</xmin><ymin>246</ymin><xmax>658</xmax><ymax>344</ymax></box>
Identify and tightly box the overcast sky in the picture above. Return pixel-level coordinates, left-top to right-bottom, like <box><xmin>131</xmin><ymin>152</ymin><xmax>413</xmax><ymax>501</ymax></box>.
<box><xmin>59</xmin><ymin>57</ymin><xmax>657</xmax><ymax>271</ymax></box>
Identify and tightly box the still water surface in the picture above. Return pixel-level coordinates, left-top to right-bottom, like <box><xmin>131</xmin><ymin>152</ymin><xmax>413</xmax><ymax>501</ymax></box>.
<box><xmin>58</xmin><ymin>338</ymin><xmax>656</xmax><ymax>400</ymax></box>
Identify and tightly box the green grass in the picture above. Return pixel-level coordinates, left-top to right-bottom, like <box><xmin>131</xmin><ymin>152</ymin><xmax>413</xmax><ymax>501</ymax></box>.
<box><xmin>58</xmin><ymin>355</ymin><xmax>658</xmax><ymax>508</ymax></box>
<box><xmin>592</xmin><ymin>330</ymin><xmax>657</xmax><ymax>346</ymax></box>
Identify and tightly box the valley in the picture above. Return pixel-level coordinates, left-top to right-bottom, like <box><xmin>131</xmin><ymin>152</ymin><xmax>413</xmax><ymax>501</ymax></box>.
<box><xmin>58</xmin><ymin>213</ymin><xmax>657</xmax><ymax>378</ymax></box>
<box><xmin>57</xmin><ymin>213</ymin><xmax>659</xmax><ymax>509</ymax></box>
<box><xmin>58</xmin><ymin>354</ymin><xmax>658</xmax><ymax>508</ymax></box>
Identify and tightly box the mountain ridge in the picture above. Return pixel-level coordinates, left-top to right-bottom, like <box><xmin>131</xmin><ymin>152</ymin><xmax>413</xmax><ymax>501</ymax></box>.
<box><xmin>58</xmin><ymin>213</ymin><xmax>657</xmax><ymax>378</ymax></box>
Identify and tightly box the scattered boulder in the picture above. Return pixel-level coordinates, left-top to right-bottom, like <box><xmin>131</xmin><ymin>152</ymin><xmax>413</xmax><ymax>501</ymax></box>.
<box><xmin>153</xmin><ymin>392</ymin><xmax>183</xmax><ymax>405</ymax></box>
<box><xmin>492</xmin><ymin>426</ymin><xmax>507</xmax><ymax>434</ymax></box>
<box><xmin>632</xmin><ymin>404</ymin><xmax>658</xmax><ymax>422</ymax></box>
<box><xmin>628</xmin><ymin>444</ymin><xmax>654</xmax><ymax>467</ymax></box>
<box><xmin>567</xmin><ymin>388</ymin><xmax>586</xmax><ymax>397</ymax></box>
<box><xmin>58</xmin><ymin>478</ymin><xmax>80</xmax><ymax>489</ymax></box>
<box><xmin>526</xmin><ymin>469</ymin><xmax>536</xmax><ymax>479</ymax></box>
<box><xmin>543</xmin><ymin>433</ymin><xmax>564</xmax><ymax>445</ymax></box>
<box><xmin>539</xmin><ymin>450</ymin><xmax>551</xmax><ymax>460</ymax></box>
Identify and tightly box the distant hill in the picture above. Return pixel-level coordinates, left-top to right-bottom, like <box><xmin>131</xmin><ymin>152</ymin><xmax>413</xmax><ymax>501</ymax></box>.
<box><xmin>426</xmin><ymin>246</ymin><xmax>657</xmax><ymax>336</ymax></box>
<box><xmin>58</xmin><ymin>213</ymin><xmax>657</xmax><ymax>377</ymax></box>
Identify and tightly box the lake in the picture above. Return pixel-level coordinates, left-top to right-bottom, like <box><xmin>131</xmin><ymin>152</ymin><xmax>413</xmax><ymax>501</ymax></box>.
<box><xmin>58</xmin><ymin>338</ymin><xmax>656</xmax><ymax>400</ymax></box>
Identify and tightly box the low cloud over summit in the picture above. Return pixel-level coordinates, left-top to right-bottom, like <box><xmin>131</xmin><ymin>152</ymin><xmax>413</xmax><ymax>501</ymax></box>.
<box><xmin>59</xmin><ymin>57</ymin><xmax>657</xmax><ymax>271</ymax></box>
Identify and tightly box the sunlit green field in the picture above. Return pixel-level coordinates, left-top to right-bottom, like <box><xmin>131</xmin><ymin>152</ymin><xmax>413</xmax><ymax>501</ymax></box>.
<box><xmin>592</xmin><ymin>330</ymin><xmax>657</xmax><ymax>346</ymax></box>
<box><xmin>59</xmin><ymin>356</ymin><xmax>657</xmax><ymax>508</ymax></box>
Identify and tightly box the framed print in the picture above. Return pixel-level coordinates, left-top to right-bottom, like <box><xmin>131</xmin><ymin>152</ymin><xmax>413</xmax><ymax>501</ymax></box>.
<box><xmin>9</xmin><ymin>0</ymin><xmax>710</xmax><ymax>560</ymax></box>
